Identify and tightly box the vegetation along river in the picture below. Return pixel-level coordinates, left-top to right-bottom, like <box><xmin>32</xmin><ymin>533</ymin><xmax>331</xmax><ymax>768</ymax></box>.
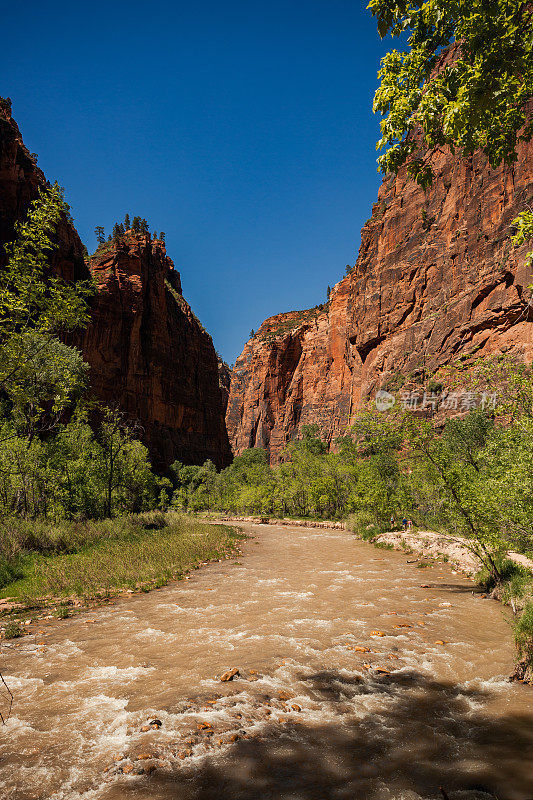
<box><xmin>1</xmin><ymin>523</ymin><xmax>532</xmax><ymax>800</ymax></box>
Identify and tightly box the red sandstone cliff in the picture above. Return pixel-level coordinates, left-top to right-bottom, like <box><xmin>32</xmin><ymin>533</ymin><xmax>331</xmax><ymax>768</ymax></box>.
<box><xmin>81</xmin><ymin>234</ymin><xmax>231</xmax><ymax>470</ymax></box>
<box><xmin>226</xmin><ymin>130</ymin><xmax>533</xmax><ymax>462</ymax></box>
<box><xmin>0</xmin><ymin>100</ymin><xmax>231</xmax><ymax>470</ymax></box>
<box><xmin>0</xmin><ymin>97</ymin><xmax>88</xmax><ymax>281</ymax></box>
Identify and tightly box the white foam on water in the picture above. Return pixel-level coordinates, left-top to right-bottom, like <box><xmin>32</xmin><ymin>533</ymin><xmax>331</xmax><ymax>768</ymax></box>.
<box><xmin>1</xmin><ymin>674</ymin><xmax>44</xmax><ymax>693</ymax></box>
<box><xmin>1</xmin><ymin>714</ymin><xmax>36</xmax><ymax>733</ymax></box>
<box><xmin>83</xmin><ymin>665</ymin><xmax>155</xmax><ymax>682</ymax></box>
<box><xmin>134</xmin><ymin>626</ymin><xmax>178</xmax><ymax>642</ymax></box>
<box><xmin>291</xmin><ymin>617</ymin><xmax>334</xmax><ymax>628</ymax></box>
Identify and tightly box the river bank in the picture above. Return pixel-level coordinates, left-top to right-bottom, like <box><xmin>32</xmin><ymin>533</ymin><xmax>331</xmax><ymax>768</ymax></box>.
<box><xmin>203</xmin><ymin>512</ymin><xmax>346</xmax><ymax>530</ymax></box>
<box><xmin>207</xmin><ymin>513</ymin><xmax>533</xmax><ymax>578</ymax></box>
<box><xmin>0</xmin><ymin>514</ymin><xmax>245</xmax><ymax>633</ymax></box>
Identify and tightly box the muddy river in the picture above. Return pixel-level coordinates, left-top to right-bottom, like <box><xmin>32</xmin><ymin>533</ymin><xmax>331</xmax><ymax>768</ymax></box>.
<box><xmin>1</xmin><ymin>523</ymin><xmax>532</xmax><ymax>800</ymax></box>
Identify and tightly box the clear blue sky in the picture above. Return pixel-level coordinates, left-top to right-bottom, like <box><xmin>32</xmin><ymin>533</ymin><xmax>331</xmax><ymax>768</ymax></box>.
<box><xmin>2</xmin><ymin>0</ymin><xmax>389</xmax><ymax>364</ymax></box>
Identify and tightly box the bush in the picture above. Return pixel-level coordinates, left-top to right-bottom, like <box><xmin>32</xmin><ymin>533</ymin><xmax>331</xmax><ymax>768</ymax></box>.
<box><xmin>345</xmin><ymin>513</ymin><xmax>390</xmax><ymax>540</ymax></box>
<box><xmin>514</xmin><ymin>601</ymin><xmax>533</xmax><ymax>669</ymax></box>
<box><xmin>3</xmin><ymin>620</ymin><xmax>23</xmax><ymax>639</ymax></box>
<box><xmin>476</xmin><ymin>556</ymin><xmax>528</xmax><ymax>592</ymax></box>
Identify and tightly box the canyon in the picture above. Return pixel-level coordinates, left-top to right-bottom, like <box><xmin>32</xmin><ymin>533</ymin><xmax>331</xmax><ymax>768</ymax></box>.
<box><xmin>0</xmin><ymin>99</ymin><xmax>231</xmax><ymax>471</ymax></box>
<box><xmin>2</xmin><ymin>96</ymin><xmax>533</xmax><ymax>469</ymax></box>
<box><xmin>226</xmin><ymin>119</ymin><xmax>533</xmax><ymax>462</ymax></box>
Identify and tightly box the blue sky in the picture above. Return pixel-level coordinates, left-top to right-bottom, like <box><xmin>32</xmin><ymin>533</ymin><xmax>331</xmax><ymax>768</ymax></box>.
<box><xmin>2</xmin><ymin>1</ymin><xmax>389</xmax><ymax>364</ymax></box>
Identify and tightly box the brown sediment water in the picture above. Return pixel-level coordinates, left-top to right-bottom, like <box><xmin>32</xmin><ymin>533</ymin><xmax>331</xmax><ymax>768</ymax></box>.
<box><xmin>1</xmin><ymin>523</ymin><xmax>532</xmax><ymax>800</ymax></box>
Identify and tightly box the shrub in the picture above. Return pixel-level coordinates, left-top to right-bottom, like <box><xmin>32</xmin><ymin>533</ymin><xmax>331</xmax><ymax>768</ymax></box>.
<box><xmin>514</xmin><ymin>601</ymin><xmax>533</xmax><ymax>669</ymax></box>
<box><xmin>3</xmin><ymin>620</ymin><xmax>23</xmax><ymax>639</ymax></box>
<box><xmin>476</xmin><ymin>556</ymin><xmax>528</xmax><ymax>592</ymax></box>
<box><xmin>345</xmin><ymin>513</ymin><xmax>389</xmax><ymax>540</ymax></box>
<box><xmin>55</xmin><ymin>603</ymin><xmax>70</xmax><ymax>619</ymax></box>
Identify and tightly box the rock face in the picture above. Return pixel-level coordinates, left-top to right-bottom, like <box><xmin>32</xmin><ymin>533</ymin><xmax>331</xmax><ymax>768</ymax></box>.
<box><xmin>80</xmin><ymin>235</ymin><xmax>231</xmax><ymax>470</ymax></box>
<box><xmin>0</xmin><ymin>98</ymin><xmax>88</xmax><ymax>281</ymax></box>
<box><xmin>227</xmin><ymin>127</ymin><xmax>533</xmax><ymax>462</ymax></box>
<box><xmin>0</xmin><ymin>100</ymin><xmax>231</xmax><ymax>471</ymax></box>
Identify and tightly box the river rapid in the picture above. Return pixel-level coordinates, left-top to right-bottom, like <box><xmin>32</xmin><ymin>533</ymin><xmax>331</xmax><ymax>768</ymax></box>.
<box><xmin>1</xmin><ymin>523</ymin><xmax>532</xmax><ymax>800</ymax></box>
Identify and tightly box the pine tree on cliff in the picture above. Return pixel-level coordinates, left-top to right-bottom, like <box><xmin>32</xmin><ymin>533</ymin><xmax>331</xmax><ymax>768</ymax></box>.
<box><xmin>112</xmin><ymin>223</ymin><xmax>121</xmax><ymax>243</ymax></box>
<box><xmin>124</xmin><ymin>213</ymin><xmax>130</xmax><ymax>230</ymax></box>
<box><xmin>139</xmin><ymin>219</ymin><xmax>149</xmax><ymax>235</ymax></box>
<box><xmin>160</xmin><ymin>232</ymin><xmax>165</xmax><ymax>243</ymax></box>
<box><xmin>131</xmin><ymin>217</ymin><xmax>141</xmax><ymax>234</ymax></box>
<box><xmin>94</xmin><ymin>226</ymin><xmax>105</xmax><ymax>244</ymax></box>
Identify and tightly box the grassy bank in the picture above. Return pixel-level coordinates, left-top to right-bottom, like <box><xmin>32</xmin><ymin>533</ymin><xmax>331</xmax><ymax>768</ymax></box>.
<box><xmin>0</xmin><ymin>512</ymin><xmax>245</xmax><ymax>609</ymax></box>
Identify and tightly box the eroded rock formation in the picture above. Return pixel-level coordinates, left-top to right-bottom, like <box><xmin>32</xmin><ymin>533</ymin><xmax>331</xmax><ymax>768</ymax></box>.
<box><xmin>0</xmin><ymin>99</ymin><xmax>231</xmax><ymax>470</ymax></box>
<box><xmin>81</xmin><ymin>235</ymin><xmax>231</xmax><ymax>470</ymax></box>
<box><xmin>227</xmin><ymin>128</ymin><xmax>533</xmax><ymax>462</ymax></box>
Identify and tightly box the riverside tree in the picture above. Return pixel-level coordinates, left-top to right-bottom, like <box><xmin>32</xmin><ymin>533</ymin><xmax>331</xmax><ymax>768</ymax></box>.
<box><xmin>369</xmin><ymin>0</ymin><xmax>533</xmax><ymax>261</ymax></box>
<box><xmin>0</xmin><ymin>187</ymin><xmax>163</xmax><ymax>520</ymax></box>
<box><xmin>369</xmin><ymin>0</ymin><xmax>533</xmax><ymax>186</ymax></box>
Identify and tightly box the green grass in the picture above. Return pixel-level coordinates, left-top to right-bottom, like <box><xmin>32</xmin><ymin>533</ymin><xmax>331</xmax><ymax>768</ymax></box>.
<box><xmin>514</xmin><ymin>601</ymin><xmax>533</xmax><ymax>671</ymax></box>
<box><xmin>475</xmin><ymin>555</ymin><xmax>532</xmax><ymax>595</ymax></box>
<box><xmin>0</xmin><ymin>513</ymin><xmax>245</xmax><ymax>606</ymax></box>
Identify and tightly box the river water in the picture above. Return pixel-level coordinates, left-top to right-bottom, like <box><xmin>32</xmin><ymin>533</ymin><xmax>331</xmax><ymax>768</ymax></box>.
<box><xmin>1</xmin><ymin>523</ymin><xmax>532</xmax><ymax>800</ymax></box>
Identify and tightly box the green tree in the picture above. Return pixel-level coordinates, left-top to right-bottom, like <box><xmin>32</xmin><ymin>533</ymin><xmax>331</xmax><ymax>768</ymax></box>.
<box><xmin>512</xmin><ymin>209</ymin><xmax>533</xmax><ymax>270</ymax></box>
<box><xmin>0</xmin><ymin>185</ymin><xmax>92</xmax><ymax>425</ymax></box>
<box><xmin>94</xmin><ymin>226</ymin><xmax>105</xmax><ymax>244</ymax></box>
<box><xmin>0</xmin><ymin>331</ymin><xmax>88</xmax><ymax>440</ymax></box>
<box><xmin>124</xmin><ymin>213</ymin><xmax>131</xmax><ymax>229</ymax></box>
<box><xmin>403</xmin><ymin>412</ymin><xmax>505</xmax><ymax>580</ymax></box>
<box><xmin>98</xmin><ymin>410</ymin><xmax>157</xmax><ymax>517</ymax></box>
<box><xmin>369</xmin><ymin>0</ymin><xmax>533</xmax><ymax>187</ymax></box>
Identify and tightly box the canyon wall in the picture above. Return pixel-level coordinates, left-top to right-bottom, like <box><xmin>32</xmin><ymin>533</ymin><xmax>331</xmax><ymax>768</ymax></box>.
<box><xmin>80</xmin><ymin>235</ymin><xmax>231</xmax><ymax>471</ymax></box>
<box><xmin>0</xmin><ymin>98</ymin><xmax>88</xmax><ymax>281</ymax></box>
<box><xmin>0</xmin><ymin>99</ymin><xmax>231</xmax><ymax>470</ymax></box>
<box><xmin>227</xmin><ymin>128</ymin><xmax>533</xmax><ymax>462</ymax></box>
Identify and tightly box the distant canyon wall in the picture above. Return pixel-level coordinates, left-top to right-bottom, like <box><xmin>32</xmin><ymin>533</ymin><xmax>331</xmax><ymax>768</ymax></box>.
<box><xmin>227</xmin><ymin>125</ymin><xmax>533</xmax><ymax>462</ymax></box>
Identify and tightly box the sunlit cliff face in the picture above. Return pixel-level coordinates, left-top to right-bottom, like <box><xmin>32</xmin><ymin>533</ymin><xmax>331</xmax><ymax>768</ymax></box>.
<box><xmin>226</xmin><ymin>119</ymin><xmax>533</xmax><ymax>463</ymax></box>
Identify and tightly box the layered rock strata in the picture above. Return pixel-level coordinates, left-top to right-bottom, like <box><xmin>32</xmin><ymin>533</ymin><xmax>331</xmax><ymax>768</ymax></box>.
<box><xmin>81</xmin><ymin>235</ymin><xmax>232</xmax><ymax>470</ymax></box>
<box><xmin>227</xmin><ymin>130</ymin><xmax>533</xmax><ymax>461</ymax></box>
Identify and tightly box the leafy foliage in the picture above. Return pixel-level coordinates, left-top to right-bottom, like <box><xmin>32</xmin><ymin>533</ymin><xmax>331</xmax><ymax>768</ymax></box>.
<box><xmin>369</xmin><ymin>0</ymin><xmax>533</xmax><ymax>187</ymax></box>
<box><xmin>0</xmin><ymin>184</ymin><xmax>165</xmax><ymax>522</ymax></box>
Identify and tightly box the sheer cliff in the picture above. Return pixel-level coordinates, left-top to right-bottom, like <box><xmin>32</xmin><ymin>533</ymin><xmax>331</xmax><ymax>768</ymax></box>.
<box><xmin>81</xmin><ymin>235</ymin><xmax>231</xmax><ymax>470</ymax></box>
<box><xmin>226</xmin><ymin>128</ymin><xmax>533</xmax><ymax>462</ymax></box>
<box><xmin>0</xmin><ymin>100</ymin><xmax>231</xmax><ymax>470</ymax></box>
